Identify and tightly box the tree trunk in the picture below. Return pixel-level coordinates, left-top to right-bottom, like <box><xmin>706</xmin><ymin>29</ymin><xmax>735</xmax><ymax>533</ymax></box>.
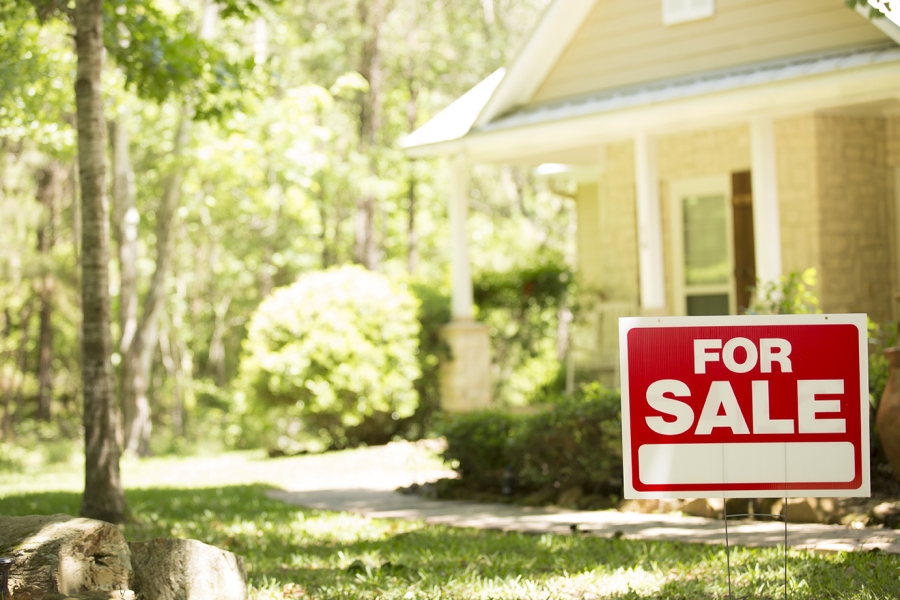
<box><xmin>208</xmin><ymin>294</ymin><xmax>231</xmax><ymax>388</ymax></box>
<box><xmin>109</xmin><ymin>118</ymin><xmax>138</xmax><ymax>356</ymax></box>
<box><xmin>36</xmin><ymin>162</ymin><xmax>64</xmax><ymax>421</ymax></box>
<box><xmin>406</xmin><ymin>76</ymin><xmax>418</xmax><ymax>275</ymax></box>
<box><xmin>14</xmin><ymin>300</ymin><xmax>34</xmax><ymax>429</ymax></box>
<box><xmin>354</xmin><ymin>0</ymin><xmax>390</xmax><ymax>270</ymax></box>
<box><xmin>74</xmin><ymin>0</ymin><xmax>127</xmax><ymax>523</ymax></box>
<box><xmin>121</xmin><ymin>113</ymin><xmax>190</xmax><ymax>456</ymax></box>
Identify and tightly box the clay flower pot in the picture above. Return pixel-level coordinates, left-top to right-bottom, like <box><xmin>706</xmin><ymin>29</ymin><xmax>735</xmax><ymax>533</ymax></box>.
<box><xmin>877</xmin><ymin>348</ymin><xmax>900</xmax><ymax>480</ymax></box>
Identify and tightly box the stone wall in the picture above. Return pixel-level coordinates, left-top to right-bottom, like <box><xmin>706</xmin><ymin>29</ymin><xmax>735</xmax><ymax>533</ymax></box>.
<box><xmin>775</xmin><ymin>115</ymin><xmax>821</xmax><ymax>276</ymax></box>
<box><xmin>815</xmin><ymin>115</ymin><xmax>894</xmax><ymax>322</ymax></box>
<box><xmin>597</xmin><ymin>141</ymin><xmax>640</xmax><ymax>304</ymax></box>
<box><xmin>574</xmin><ymin>182</ymin><xmax>602</xmax><ymax>289</ymax></box>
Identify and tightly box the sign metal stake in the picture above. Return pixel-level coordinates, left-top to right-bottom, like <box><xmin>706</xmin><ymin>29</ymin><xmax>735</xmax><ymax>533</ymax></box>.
<box><xmin>722</xmin><ymin>497</ymin><xmax>789</xmax><ymax>600</ymax></box>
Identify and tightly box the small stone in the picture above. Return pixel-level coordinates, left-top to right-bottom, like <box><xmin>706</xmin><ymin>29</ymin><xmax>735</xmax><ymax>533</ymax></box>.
<box><xmin>773</xmin><ymin>498</ymin><xmax>821</xmax><ymax>523</ymax></box>
<box><xmin>680</xmin><ymin>499</ymin><xmax>721</xmax><ymax>519</ymax></box>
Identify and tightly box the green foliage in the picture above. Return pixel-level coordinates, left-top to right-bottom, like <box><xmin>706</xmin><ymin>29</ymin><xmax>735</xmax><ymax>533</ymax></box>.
<box><xmin>436</xmin><ymin>384</ymin><xmax>623</xmax><ymax>497</ymax></box>
<box><xmin>435</xmin><ymin>410</ymin><xmax>523</xmax><ymax>492</ymax></box>
<box><xmin>240</xmin><ymin>265</ymin><xmax>421</xmax><ymax>450</ymax></box>
<box><xmin>407</xmin><ymin>280</ymin><xmax>451</xmax><ymax>436</ymax></box>
<box><xmin>516</xmin><ymin>384</ymin><xmax>622</xmax><ymax>495</ymax></box>
<box><xmin>747</xmin><ymin>268</ymin><xmax>821</xmax><ymax>315</ymax></box>
<box><xmin>868</xmin><ymin>318</ymin><xmax>897</xmax><ymax>411</ymax></box>
<box><xmin>474</xmin><ymin>257</ymin><xmax>573</xmax><ymax>405</ymax></box>
<box><xmin>0</xmin><ymin>0</ymin><xmax>563</xmax><ymax>457</ymax></box>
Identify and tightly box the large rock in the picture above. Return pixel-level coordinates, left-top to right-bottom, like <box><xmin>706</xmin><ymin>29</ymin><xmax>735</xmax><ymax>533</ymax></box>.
<box><xmin>0</xmin><ymin>514</ymin><xmax>132</xmax><ymax>599</ymax></box>
<box><xmin>129</xmin><ymin>538</ymin><xmax>247</xmax><ymax>600</ymax></box>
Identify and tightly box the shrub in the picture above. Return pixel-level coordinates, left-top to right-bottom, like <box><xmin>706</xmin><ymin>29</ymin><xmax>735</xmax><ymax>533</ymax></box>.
<box><xmin>436</xmin><ymin>384</ymin><xmax>623</xmax><ymax>497</ymax></box>
<box><xmin>747</xmin><ymin>268</ymin><xmax>820</xmax><ymax>315</ymax></box>
<box><xmin>408</xmin><ymin>281</ymin><xmax>452</xmax><ymax>438</ymax></box>
<box><xmin>473</xmin><ymin>257</ymin><xmax>573</xmax><ymax>405</ymax></box>
<box><xmin>240</xmin><ymin>265</ymin><xmax>421</xmax><ymax>450</ymax></box>
<box><xmin>516</xmin><ymin>384</ymin><xmax>622</xmax><ymax>495</ymax></box>
<box><xmin>436</xmin><ymin>409</ymin><xmax>522</xmax><ymax>492</ymax></box>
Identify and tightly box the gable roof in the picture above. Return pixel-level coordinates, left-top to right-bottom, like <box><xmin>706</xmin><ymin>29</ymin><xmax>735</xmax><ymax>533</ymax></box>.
<box><xmin>402</xmin><ymin>0</ymin><xmax>900</xmax><ymax>158</ymax></box>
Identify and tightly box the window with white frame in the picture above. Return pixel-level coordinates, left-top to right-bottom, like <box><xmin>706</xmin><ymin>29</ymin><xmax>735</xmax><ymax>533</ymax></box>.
<box><xmin>669</xmin><ymin>175</ymin><xmax>735</xmax><ymax>317</ymax></box>
<box><xmin>663</xmin><ymin>0</ymin><xmax>715</xmax><ymax>26</ymax></box>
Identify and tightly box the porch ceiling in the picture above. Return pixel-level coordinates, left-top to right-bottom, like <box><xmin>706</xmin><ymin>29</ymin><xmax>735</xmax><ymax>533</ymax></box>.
<box><xmin>405</xmin><ymin>43</ymin><xmax>900</xmax><ymax>165</ymax></box>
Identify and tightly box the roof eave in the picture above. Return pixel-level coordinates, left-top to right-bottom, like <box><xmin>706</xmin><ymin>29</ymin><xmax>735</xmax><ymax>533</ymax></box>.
<box><xmin>436</xmin><ymin>59</ymin><xmax>900</xmax><ymax>164</ymax></box>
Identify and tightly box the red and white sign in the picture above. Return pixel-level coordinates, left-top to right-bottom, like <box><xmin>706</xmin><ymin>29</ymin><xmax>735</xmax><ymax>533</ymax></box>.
<box><xmin>619</xmin><ymin>315</ymin><xmax>869</xmax><ymax>499</ymax></box>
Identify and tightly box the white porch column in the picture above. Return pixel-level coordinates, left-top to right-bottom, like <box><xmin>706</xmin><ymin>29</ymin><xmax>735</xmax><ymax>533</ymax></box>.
<box><xmin>448</xmin><ymin>155</ymin><xmax>475</xmax><ymax>320</ymax></box>
<box><xmin>750</xmin><ymin>117</ymin><xmax>783</xmax><ymax>286</ymax></box>
<box><xmin>441</xmin><ymin>154</ymin><xmax>491</xmax><ymax>411</ymax></box>
<box><xmin>634</xmin><ymin>133</ymin><xmax>667</xmax><ymax>312</ymax></box>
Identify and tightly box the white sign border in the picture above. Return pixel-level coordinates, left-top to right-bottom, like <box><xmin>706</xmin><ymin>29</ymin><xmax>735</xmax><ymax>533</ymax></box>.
<box><xmin>619</xmin><ymin>313</ymin><xmax>870</xmax><ymax>499</ymax></box>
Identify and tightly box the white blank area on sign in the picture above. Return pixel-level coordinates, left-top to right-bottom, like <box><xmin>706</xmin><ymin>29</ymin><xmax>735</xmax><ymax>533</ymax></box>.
<box><xmin>638</xmin><ymin>442</ymin><xmax>855</xmax><ymax>486</ymax></box>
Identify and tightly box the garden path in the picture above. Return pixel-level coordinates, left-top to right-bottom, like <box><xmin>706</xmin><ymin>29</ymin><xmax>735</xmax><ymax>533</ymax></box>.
<box><xmin>267</xmin><ymin>441</ymin><xmax>900</xmax><ymax>554</ymax></box>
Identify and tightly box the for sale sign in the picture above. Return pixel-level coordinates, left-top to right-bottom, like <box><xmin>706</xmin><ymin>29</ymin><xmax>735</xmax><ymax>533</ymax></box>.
<box><xmin>619</xmin><ymin>315</ymin><xmax>869</xmax><ymax>499</ymax></box>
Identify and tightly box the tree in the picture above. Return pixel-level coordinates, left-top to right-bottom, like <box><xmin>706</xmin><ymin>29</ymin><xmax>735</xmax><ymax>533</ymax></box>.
<box><xmin>74</xmin><ymin>0</ymin><xmax>126</xmax><ymax>523</ymax></box>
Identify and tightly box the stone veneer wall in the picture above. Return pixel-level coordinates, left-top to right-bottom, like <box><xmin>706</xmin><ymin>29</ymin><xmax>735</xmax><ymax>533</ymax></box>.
<box><xmin>574</xmin><ymin>182</ymin><xmax>602</xmax><ymax>290</ymax></box>
<box><xmin>815</xmin><ymin>115</ymin><xmax>893</xmax><ymax>322</ymax></box>
<box><xmin>775</xmin><ymin>116</ymin><xmax>821</xmax><ymax>278</ymax></box>
<box><xmin>596</xmin><ymin>141</ymin><xmax>640</xmax><ymax>304</ymax></box>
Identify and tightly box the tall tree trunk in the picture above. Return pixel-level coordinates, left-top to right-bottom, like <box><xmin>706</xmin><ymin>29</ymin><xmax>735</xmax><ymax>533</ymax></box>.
<box><xmin>406</xmin><ymin>75</ymin><xmax>419</xmax><ymax>275</ymax></box>
<box><xmin>354</xmin><ymin>0</ymin><xmax>389</xmax><ymax>270</ymax></box>
<box><xmin>121</xmin><ymin>114</ymin><xmax>190</xmax><ymax>456</ymax></box>
<box><xmin>208</xmin><ymin>294</ymin><xmax>231</xmax><ymax>388</ymax></box>
<box><xmin>109</xmin><ymin>118</ymin><xmax>138</xmax><ymax>356</ymax></box>
<box><xmin>75</xmin><ymin>0</ymin><xmax>126</xmax><ymax>524</ymax></box>
<box><xmin>36</xmin><ymin>162</ymin><xmax>63</xmax><ymax>420</ymax></box>
<box><xmin>1</xmin><ymin>308</ymin><xmax>13</xmax><ymax>441</ymax></box>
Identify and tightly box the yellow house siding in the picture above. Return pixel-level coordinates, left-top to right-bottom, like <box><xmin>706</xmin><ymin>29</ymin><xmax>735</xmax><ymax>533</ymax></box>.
<box><xmin>775</xmin><ymin>116</ymin><xmax>821</xmax><ymax>279</ymax></box>
<box><xmin>815</xmin><ymin>115</ymin><xmax>893</xmax><ymax>322</ymax></box>
<box><xmin>574</xmin><ymin>182</ymin><xmax>602</xmax><ymax>289</ymax></box>
<box><xmin>530</xmin><ymin>0</ymin><xmax>889</xmax><ymax>105</ymax></box>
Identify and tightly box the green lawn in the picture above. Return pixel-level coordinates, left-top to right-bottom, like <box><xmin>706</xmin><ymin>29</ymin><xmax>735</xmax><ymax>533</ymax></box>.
<box><xmin>1</xmin><ymin>451</ymin><xmax>898</xmax><ymax>599</ymax></box>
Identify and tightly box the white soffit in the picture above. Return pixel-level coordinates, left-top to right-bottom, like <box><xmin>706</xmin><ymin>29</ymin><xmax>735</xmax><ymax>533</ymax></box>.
<box><xmin>399</xmin><ymin>69</ymin><xmax>505</xmax><ymax>150</ymax></box>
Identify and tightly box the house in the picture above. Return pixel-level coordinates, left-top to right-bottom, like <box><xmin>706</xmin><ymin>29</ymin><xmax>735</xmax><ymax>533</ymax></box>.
<box><xmin>402</xmin><ymin>0</ymin><xmax>900</xmax><ymax>409</ymax></box>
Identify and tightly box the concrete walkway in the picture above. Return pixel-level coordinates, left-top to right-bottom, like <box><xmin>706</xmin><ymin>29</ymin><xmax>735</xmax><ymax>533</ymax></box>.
<box><xmin>265</xmin><ymin>441</ymin><xmax>900</xmax><ymax>554</ymax></box>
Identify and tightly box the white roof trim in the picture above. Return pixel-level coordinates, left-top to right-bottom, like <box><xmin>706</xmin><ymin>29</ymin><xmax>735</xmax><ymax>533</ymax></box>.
<box><xmin>858</xmin><ymin>1</ymin><xmax>900</xmax><ymax>44</ymax></box>
<box><xmin>481</xmin><ymin>44</ymin><xmax>900</xmax><ymax>134</ymax></box>
<box><xmin>405</xmin><ymin>46</ymin><xmax>900</xmax><ymax>161</ymax></box>
<box><xmin>400</xmin><ymin>69</ymin><xmax>504</xmax><ymax>150</ymax></box>
<box><xmin>472</xmin><ymin>0</ymin><xmax>597</xmax><ymax>128</ymax></box>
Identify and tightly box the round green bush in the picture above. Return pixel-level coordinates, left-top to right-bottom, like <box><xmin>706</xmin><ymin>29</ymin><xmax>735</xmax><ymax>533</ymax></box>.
<box><xmin>240</xmin><ymin>265</ymin><xmax>421</xmax><ymax>449</ymax></box>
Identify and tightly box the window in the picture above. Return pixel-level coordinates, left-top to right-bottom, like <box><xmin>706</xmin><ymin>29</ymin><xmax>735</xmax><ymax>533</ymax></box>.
<box><xmin>669</xmin><ymin>176</ymin><xmax>734</xmax><ymax>316</ymax></box>
<box><xmin>663</xmin><ymin>0</ymin><xmax>715</xmax><ymax>26</ymax></box>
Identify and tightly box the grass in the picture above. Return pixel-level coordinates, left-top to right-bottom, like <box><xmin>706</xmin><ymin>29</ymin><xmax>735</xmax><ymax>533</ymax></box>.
<box><xmin>1</xmin><ymin>451</ymin><xmax>899</xmax><ymax>599</ymax></box>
